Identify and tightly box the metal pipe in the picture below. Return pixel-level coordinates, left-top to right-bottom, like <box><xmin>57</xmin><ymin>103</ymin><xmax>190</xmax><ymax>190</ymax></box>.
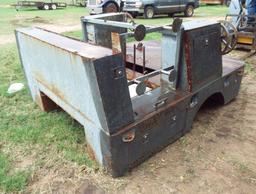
<box><xmin>119</xmin><ymin>26</ymin><xmax>165</xmax><ymax>39</ymax></box>
<box><xmin>143</xmin><ymin>46</ymin><xmax>146</xmax><ymax>74</ymax></box>
<box><xmin>83</xmin><ymin>18</ymin><xmax>139</xmax><ymax>30</ymax></box>
<box><xmin>133</xmin><ymin>44</ymin><xmax>136</xmax><ymax>78</ymax></box>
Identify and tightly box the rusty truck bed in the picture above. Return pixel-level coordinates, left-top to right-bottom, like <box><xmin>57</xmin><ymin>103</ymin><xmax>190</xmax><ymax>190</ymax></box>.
<box><xmin>126</xmin><ymin>41</ymin><xmax>244</xmax><ymax>78</ymax></box>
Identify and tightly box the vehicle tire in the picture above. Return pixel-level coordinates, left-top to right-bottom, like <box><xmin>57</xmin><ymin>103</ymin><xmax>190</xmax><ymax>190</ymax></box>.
<box><xmin>43</xmin><ymin>4</ymin><xmax>50</xmax><ymax>10</ymax></box>
<box><xmin>103</xmin><ymin>3</ymin><xmax>118</xmax><ymax>13</ymax></box>
<box><xmin>51</xmin><ymin>4</ymin><xmax>57</xmax><ymax>10</ymax></box>
<box><xmin>80</xmin><ymin>2</ymin><xmax>87</xmax><ymax>7</ymax></box>
<box><xmin>130</xmin><ymin>12</ymin><xmax>138</xmax><ymax>18</ymax></box>
<box><xmin>184</xmin><ymin>5</ymin><xmax>194</xmax><ymax>17</ymax></box>
<box><xmin>144</xmin><ymin>6</ymin><xmax>154</xmax><ymax>19</ymax></box>
<box><xmin>168</xmin><ymin>13</ymin><xmax>174</xmax><ymax>17</ymax></box>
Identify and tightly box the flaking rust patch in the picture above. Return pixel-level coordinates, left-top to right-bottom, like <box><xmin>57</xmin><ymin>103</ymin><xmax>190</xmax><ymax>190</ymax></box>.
<box><xmin>87</xmin><ymin>143</ymin><xmax>96</xmax><ymax>161</ymax></box>
<box><xmin>111</xmin><ymin>32</ymin><xmax>122</xmax><ymax>54</ymax></box>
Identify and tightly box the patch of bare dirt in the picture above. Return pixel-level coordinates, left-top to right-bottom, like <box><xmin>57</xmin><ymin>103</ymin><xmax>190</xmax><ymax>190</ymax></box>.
<box><xmin>0</xmin><ymin>16</ymin><xmax>81</xmax><ymax>45</ymax></box>
<box><xmin>0</xmin><ymin>34</ymin><xmax>15</xmax><ymax>45</ymax></box>
<box><xmin>37</xmin><ymin>23</ymin><xmax>81</xmax><ymax>34</ymax></box>
<box><xmin>2</xmin><ymin>145</ymin><xmax>35</xmax><ymax>169</ymax></box>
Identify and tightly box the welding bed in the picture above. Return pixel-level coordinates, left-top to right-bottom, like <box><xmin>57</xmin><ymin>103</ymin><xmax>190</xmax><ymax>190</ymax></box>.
<box><xmin>16</xmin><ymin>13</ymin><xmax>244</xmax><ymax>177</ymax></box>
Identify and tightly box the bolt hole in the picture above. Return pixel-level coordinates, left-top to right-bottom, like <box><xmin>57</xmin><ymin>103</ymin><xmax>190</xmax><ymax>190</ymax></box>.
<box><xmin>122</xmin><ymin>130</ymin><xmax>135</xmax><ymax>143</ymax></box>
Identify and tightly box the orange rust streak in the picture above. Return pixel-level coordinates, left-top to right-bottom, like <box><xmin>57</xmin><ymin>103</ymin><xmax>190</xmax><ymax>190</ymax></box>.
<box><xmin>35</xmin><ymin>76</ymin><xmax>94</xmax><ymax>124</ymax></box>
<box><xmin>184</xmin><ymin>33</ymin><xmax>192</xmax><ymax>92</ymax></box>
<box><xmin>111</xmin><ymin>32</ymin><xmax>122</xmax><ymax>54</ymax></box>
<box><xmin>126</xmin><ymin>68</ymin><xmax>159</xmax><ymax>89</ymax></box>
<box><xmin>86</xmin><ymin>144</ymin><xmax>96</xmax><ymax>161</ymax></box>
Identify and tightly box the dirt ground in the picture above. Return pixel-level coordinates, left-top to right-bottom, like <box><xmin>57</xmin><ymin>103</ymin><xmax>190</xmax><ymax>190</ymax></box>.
<box><xmin>0</xmin><ymin>23</ymin><xmax>81</xmax><ymax>45</ymax></box>
<box><xmin>1</xmin><ymin>16</ymin><xmax>256</xmax><ymax>194</ymax></box>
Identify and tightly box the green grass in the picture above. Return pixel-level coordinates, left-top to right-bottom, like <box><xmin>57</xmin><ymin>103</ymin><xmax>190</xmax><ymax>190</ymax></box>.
<box><xmin>63</xmin><ymin>30</ymin><xmax>162</xmax><ymax>42</ymax></box>
<box><xmin>63</xmin><ymin>30</ymin><xmax>83</xmax><ymax>39</ymax></box>
<box><xmin>0</xmin><ymin>1</ymin><xmax>228</xmax><ymax>36</ymax></box>
<box><xmin>245</xmin><ymin>62</ymin><xmax>256</xmax><ymax>77</ymax></box>
<box><xmin>0</xmin><ymin>44</ymin><xmax>94</xmax><ymax>192</ymax></box>
<box><xmin>0</xmin><ymin>152</ymin><xmax>30</xmax><ymax>192</ymax></box>
<box><xmin>0</xmin><ymin>0</ymin><xmax>72</xmax><ymax>6</ymax></box>
<box><xmin>0</xmin><ymin>5</ymin><xmax>88</xmax><ymax>36</ymax></box>
<box><xmin>195</xmin><ymin>5</ymin><xmax>228</xmax><ymax>17</ymax></box>
<box><xmin>0</xmin><ymin>0</ymin><xmax>17</xmax><ymax>5</ymax></box>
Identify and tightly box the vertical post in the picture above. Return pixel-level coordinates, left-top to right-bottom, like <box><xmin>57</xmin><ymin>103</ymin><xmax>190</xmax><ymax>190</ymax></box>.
<box><xmin>142</xmin><ymin>46</ymin><xmax>146</xmax><ymax>74</ymax></box>
<box><xmin>253</xmin><ymin>29</ymin><xmax>256</xmax><ymax>51</ymax></box>
<box><xmin>133</xmin><ymin>44</ymin><xmax>136</xmax><ymax>78</ymax></box>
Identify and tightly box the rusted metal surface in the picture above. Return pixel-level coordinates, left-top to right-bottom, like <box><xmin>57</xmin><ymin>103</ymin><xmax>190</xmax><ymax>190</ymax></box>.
<box><xmin>126</xmin><ymin>41</ymin><xmax>162</xmax><ymax>71</ymax></box>
<box><xmin>16</xmin><ymin>13</ymin><xmax>244</xmax><ymax>178</ymax></box>
<box><xmin>111</xmin><ymin>32</ymin><xmax>121</xmax><ymax>54</ymax></box>
<box><xmin>184</xmin><ymin>33</ymin><xmax>192</xmax><ymax>92</ymax></box>
<box><xmin>142</xmin><ymin>46</ymin><xmax>145</xmax><ymax>74</ymax></box>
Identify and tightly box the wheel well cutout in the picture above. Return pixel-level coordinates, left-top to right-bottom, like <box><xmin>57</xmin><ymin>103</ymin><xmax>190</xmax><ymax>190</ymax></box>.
<box><xmin>200</xmin><ymin>92</ymin><xmax>225</xmax><ymax>110</ymax></box>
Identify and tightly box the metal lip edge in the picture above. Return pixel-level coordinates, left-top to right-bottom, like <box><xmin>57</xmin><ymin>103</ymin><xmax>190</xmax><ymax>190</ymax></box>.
<box><xmin>183</xmin><ymin>20</ymin><xmax>219</xmax><ymax>31</ymax></box>
<box><xmin>15</xmin><ymin>27</ymin><xmax>113</xmax><ymax>60</ymax></box>
<box><xmin>222</xmin><ymin>56</ymin><xmax>245</xmax><ymax>66</ymax></box>
<box><xmin>81</xmin><ymin>12</ymin><xmax>125</xmax><ymax>21</ymax></box>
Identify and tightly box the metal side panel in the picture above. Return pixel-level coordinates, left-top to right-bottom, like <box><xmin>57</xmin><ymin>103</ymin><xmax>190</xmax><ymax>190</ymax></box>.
<box><xmin>186</xmin><ymin>23</ymin><xmax>222</xmax><ymax>92</ymax></box>
<box><xmin>108</xmin><ymin>96</ymin><xmax>190</xmax><ymax>177</ymax></box>
<box><xmin>15</xmin><ymin>28</ymin><xmax>122</xmax><ymax>132</ymax></box>
<box><xmin>81</xmin><ymin>13</ymin><xmax>127</xmax><ymax>49</ymax></box>
<box><xmin>92</xmin><ymin>54</ymin><xmax>135</xmax><ymax>134</ymax></box>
